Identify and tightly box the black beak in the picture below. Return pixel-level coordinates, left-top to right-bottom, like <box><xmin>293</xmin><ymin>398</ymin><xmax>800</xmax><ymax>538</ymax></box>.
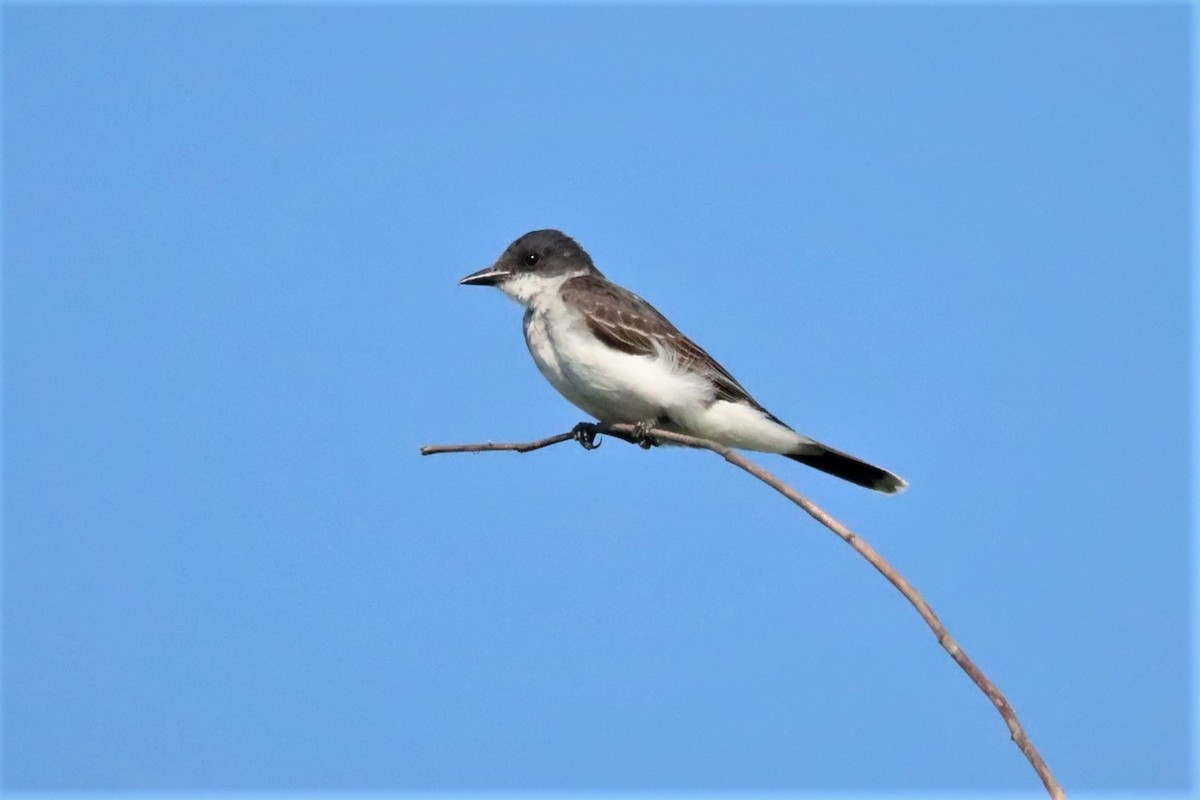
<box><xmin>459</xmin><ymin>265</ymin><xmax>509</xmax><ymax>286</ymax></box>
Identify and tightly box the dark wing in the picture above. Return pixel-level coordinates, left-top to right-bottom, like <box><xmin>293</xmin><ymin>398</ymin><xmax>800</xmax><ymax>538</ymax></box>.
<box><xmin>560</xmin><ymin>274</ymin><xmax>775</xmax><ymax>413</ymax></box>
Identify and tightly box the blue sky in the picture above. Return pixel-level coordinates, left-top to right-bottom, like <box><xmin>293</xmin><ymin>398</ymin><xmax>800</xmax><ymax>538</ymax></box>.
<box><xmin>1</xmin><ymin>3</ymin><xmax>1192</xmax><ymax>796</ymax></box>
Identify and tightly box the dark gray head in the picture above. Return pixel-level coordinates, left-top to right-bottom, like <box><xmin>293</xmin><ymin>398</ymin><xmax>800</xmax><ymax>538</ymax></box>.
<box><xmin>460</xmin><ymin>230</ymin><xmax>600</xmax><ymax>301</ymax></box>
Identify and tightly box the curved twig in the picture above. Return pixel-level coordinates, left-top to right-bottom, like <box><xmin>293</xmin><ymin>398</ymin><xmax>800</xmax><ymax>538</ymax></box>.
<box><xmin>420</xmin><ymin>423</ymin><xmax>1065</xmax><ymax>799</ymax></box>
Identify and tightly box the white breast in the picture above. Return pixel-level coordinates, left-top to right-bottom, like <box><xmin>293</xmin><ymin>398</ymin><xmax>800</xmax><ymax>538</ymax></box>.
<box><xmin>522</xmin><ymin>285</ymin><xmax>713</xmax><ymax>424</ymax></box>
<box><xmin>522</xmin><ymin>306</ymin><xmax>589</xmax><ymax>411</ymax></box>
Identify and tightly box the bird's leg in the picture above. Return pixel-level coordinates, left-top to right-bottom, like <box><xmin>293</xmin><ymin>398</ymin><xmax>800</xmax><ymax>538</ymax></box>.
<box><xmin>571</xmin><ymin>422</ymin><xmax>602</xmax><ymax>451</ymax></box>
<box><xmin>632</xmin><ymin>420</ymin><xmax>661</xmax><ymax>449</ymax></box>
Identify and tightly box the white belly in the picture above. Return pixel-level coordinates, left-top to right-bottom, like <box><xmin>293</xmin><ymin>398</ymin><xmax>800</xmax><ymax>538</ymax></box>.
<box><xmin>522</xmin><ymin>305</ymin><xmax>710</xmax><ymax>425</ymax></box>
<box><xmin>519</xmin><ymin>289</ymin><xmax>803</xmax><ymax>455</ymax></box>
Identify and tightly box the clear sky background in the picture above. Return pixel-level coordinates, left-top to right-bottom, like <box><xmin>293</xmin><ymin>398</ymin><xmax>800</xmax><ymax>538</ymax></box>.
<box><xmin>2</xmin><ymin>3</ymin><xmax>1192</xmax><ymax>796</ymax></box>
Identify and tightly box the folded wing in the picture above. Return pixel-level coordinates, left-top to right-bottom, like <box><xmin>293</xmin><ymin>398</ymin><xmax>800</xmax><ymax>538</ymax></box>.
<box><xmin>561</xmin><ymin>275</ymin><xmax>780</xmax><ymax>419</ymax></box>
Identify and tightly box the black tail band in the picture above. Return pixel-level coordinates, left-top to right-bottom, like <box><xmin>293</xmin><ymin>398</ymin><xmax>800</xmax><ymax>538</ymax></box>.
<box><xmin>786</xmin><ymin>445</ymin><xmax>907</xmax><ymax>494</ymax></box>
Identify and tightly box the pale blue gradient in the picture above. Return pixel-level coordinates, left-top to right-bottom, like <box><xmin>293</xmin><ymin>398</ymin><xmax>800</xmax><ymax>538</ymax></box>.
<box><xmin>2</xmin><ymin>3</ymin><xmax>1191</xmax><ymax>794</ymax></box>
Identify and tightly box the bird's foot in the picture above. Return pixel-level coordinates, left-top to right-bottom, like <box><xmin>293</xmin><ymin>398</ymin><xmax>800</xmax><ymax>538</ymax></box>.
<box><xmin>571</xmin><ymin>422</ymin><xmax>602</xmax><ymax>451</ymax></box>
<box><xmin>632</xmin><ymin>420</ymin><xmax>660</xmax><ymax>449</ymax></box>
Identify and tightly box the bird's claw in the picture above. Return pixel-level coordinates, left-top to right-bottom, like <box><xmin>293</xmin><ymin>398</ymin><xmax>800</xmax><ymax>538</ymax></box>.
<box><xmin>572</xmin><ymin>422</ymin><xmax>602</xmax><ymax>451</ymax></box>
<box><xmin>632</xmin><ymin>421</ymin><xmax>660</xmax><ymax>449</ymax></box>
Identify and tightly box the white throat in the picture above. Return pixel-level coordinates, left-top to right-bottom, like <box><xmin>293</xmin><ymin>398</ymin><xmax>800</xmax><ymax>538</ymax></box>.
<box><xmin>498</xmin><ymin>270</ymin><xmax>587</xmax><ymax>308</ymax></box>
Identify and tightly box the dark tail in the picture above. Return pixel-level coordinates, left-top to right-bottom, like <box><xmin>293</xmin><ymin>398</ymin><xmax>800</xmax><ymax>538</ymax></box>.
<box><xmin>786</xmin><ymin>441</ymin><xmax>908</xmax><ymax>494</ymax></box>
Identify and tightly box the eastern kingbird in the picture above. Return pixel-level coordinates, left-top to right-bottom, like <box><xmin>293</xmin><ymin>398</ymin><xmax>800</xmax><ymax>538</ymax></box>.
<box><xmin>460</xmin><ymin>229</ymin><xmax>907</xmax><ymax>494</ymax></box>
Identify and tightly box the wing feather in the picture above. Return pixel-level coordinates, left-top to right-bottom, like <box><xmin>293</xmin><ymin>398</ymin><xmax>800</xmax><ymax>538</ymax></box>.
<box><xmin>560</xmin><ymin>275</ymin><xmax>775</xmax><ymax>414</ymax></box>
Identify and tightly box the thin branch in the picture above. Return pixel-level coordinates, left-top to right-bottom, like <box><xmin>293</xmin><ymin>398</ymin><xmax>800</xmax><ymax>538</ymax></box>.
<box><xmin>419</xmin><ymin>431</ymin><xmax>575</xmax><ymax>455</ymax></box>
<box><xmin>420</xmin><ymin>423</ymin><xmax>1066</xmax><ymax>800</ymax></box>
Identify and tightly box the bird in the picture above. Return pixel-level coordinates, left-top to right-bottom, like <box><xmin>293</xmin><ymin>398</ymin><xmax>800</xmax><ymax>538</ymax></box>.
<box><xmin>459</xmin><ymin>229</ymin><xmax>907</xmax><ymax>494</ymax></box>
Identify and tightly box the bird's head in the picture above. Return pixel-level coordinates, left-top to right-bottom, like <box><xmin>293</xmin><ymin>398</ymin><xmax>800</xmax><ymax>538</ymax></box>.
<box><xmin>460</xmin><ymin>229</ymin><xmax>599</xmax><ymax>305</ymax></box>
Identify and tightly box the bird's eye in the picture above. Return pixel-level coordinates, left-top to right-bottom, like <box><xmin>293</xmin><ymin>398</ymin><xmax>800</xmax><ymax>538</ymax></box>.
<box><xmin>524</xmin><ymin>253</ymin><xmax>540</xmax><ymax>266</ymax></box>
